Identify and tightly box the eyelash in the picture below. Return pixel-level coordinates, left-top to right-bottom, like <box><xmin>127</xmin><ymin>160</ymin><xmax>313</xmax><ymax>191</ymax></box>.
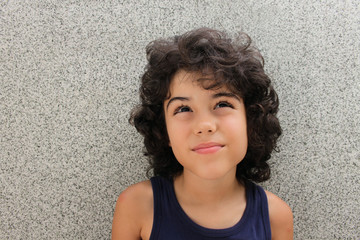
<box><xmin>173</xmin><ymin>101</ymin><xmax>234</xmax><ymax>115</ymax></box>
<box><xmin>215</xmin><ymin>101</ymin><xmax>234</xmax><ymax>109</ymax></box>
<box><xmin>173</xmin><ymin>105</ymin><xmax>191</xmax><ymax>115</ymax></box>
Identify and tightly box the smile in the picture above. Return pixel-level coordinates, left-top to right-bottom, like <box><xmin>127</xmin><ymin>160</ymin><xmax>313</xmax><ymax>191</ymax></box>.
<box><xmin>192</xmin><ymin>142</ymin><xmax>224</xmax><ymax>154</ymax></box>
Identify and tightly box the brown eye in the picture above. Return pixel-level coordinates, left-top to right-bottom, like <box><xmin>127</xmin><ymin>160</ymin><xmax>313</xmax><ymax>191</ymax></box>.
<box><xmin>215</xmin><ymin>101</ymin><xmax>234</xmax><ymax>109</ymax></box>
<box><xmin>174</xmin><ymin>105</ymin><xmax>192</xmax><ymax>115</ymax></box>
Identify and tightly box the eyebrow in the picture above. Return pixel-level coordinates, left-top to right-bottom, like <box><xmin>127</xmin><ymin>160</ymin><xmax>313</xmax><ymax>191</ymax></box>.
<box><xmin>212</xmin><ymin>92</ymin><xmax>241</xmax><ymax>101</ymax></box>
<box><xmin>166</xmin><ymin>92</ymin><xmax>241</xmax><ymax>110</ymax></box>
<box><xmin>166</xmin><ymin>97</ymin><xmax>190</xmax><ymax>110</ymax></box>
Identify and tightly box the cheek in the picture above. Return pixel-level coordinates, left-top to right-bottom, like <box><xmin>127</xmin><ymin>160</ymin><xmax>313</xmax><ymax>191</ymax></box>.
<box><xmin>167</xmin><ymin>125</ymin><xmax>189</xmax><ymax>163</ymax></box>
<box><xmin>223</xmin><ymin>118</ymin><xmax>248</xmax><ymax>162</ymax></box>
<box><xmin>223</xmin><ymin>117</ymin><xmax>247</xmax><ymax>138</ymax></box>
<box><xmin>166</xmin><ymin>121</ymin><xmax>188</xmax><ymax>147</ymax></box>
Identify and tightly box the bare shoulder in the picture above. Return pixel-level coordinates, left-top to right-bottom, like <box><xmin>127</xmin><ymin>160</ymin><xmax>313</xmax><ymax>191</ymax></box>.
<box><xmin>265</xmin><ymin>190</ymin><xmax>294</xmax><ymax>240</ymax></box>
<box><xmin>112</xmin><ymin>180</ymin><xmax>153</xmax><ymax>240</ymax></box>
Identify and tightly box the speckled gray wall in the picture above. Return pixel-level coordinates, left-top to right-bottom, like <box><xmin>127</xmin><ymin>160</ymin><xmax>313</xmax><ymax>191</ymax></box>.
<box><xmin>1</xmin><ymin>0</ymin><xmax>359</xmax><ymax>239</ymax></box>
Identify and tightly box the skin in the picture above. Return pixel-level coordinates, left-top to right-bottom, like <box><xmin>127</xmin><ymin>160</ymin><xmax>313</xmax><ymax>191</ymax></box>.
<box><xmin>112</xmin><ymin>70</ymin><xmax>293</xmax><ymax>240</ymax></box>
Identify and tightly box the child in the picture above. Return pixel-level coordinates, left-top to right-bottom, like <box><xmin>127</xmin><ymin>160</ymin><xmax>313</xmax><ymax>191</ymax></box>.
<box><xmin>112</xmin><ymin>28</ymin><xmax>293</xmax><ymax>240</ymax></box>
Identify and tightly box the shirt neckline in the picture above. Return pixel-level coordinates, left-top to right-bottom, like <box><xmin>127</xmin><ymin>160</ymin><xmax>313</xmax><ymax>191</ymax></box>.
<box><xmin>169</xmin><ymin>178</ymin><xmax>252</xmax><ymax>237</ymax></box>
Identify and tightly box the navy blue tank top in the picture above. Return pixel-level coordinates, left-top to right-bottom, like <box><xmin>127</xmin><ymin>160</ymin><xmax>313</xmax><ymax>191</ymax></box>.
<box><xmin>149</xmin><ymin>176</ymin><xmax>271</xmax><ymax>240</ymax></box>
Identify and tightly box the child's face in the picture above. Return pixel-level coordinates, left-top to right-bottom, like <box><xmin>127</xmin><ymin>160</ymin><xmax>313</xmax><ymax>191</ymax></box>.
<box><xmin>164</xmin><ymin>69</ymin><xmax>248</xmax><ymax>180</ymax></box>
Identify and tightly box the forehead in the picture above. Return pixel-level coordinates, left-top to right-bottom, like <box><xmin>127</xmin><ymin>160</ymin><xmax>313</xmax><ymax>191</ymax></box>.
<box><xmin>168</xmin><ymin>69</ymin><xmax>231</xmax><ymax>95</ymax></box>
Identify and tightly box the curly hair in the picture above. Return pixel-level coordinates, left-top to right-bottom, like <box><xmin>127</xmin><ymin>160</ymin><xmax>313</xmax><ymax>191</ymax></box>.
<box><xmin>130</xmin><ymin>28</ymin><xmax>281</xmax><ymax>183</ymax></box>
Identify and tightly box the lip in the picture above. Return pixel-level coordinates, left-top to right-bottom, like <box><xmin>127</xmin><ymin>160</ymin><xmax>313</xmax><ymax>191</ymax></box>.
<box><xmin>192</xmin><ymin>142</ymin><xmax>224</xmax><ymax>154</ymax></box>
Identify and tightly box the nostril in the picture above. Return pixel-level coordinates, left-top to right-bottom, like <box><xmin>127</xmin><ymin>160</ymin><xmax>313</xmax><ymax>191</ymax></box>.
<box><xmin>197</xmin><ymin>129</ymin><xmax>213</xmax><ymax>134</ymax></box>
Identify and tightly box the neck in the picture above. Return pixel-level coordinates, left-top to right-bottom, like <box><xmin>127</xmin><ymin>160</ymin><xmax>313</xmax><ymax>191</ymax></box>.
<box><xmin>174</xmin><ymin>169</ymin><xmax>243</xmax><ymax>206</ymax></box>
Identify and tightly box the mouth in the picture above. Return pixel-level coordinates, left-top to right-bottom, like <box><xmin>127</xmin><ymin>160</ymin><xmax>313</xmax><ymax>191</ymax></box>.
<box><xmin>192</xmin><ymin>142</ymin><xmax>224</xmax><ymax>154</ymax></box>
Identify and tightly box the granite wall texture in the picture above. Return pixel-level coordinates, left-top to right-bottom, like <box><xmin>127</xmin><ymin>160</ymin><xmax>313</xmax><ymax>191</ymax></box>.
<box><xmin>1</xmin><ymin>0</ymin><xmax>359</xmax><ymax>239</ymax></box>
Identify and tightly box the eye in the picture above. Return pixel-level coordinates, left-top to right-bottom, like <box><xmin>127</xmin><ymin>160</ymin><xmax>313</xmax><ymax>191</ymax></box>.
<box><xmin>174</xmin><ymin>105</ymin><xmax>192</xmax><ymax>115</ymax></box>
<box><xmin>215</xmin><ymin>101</ymin><xmax>234</xmax><ymax>109</ymax></box>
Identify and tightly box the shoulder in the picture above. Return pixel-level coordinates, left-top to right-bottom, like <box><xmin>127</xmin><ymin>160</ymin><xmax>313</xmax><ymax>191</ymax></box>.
<box><xmin>117</xmin><ymin>180</ymin><xmax>153</xmax><ymax>204</ymax></box>
<box><xmin>112</xmin><ymin>180</ymin><xmax>153</xmax><ymax>240</ymax></box>
<box><xmin>265</xmin><ymin>190</ymin><xmax>294</xmax><ymax>240</ymax></box>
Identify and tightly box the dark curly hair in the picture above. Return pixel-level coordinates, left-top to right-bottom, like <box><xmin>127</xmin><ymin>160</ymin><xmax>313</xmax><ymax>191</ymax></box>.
<box><xmin>130</xmin><ymin>28</ymin><xmax>281</xmax><ymax>183</ymax></box>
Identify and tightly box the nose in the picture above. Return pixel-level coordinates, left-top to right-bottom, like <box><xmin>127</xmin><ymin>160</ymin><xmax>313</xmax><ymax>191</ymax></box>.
<box><xmin>193</xmin><ymin>114</ymin><xmax>217</xmax><ymax>135</ymax></box>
